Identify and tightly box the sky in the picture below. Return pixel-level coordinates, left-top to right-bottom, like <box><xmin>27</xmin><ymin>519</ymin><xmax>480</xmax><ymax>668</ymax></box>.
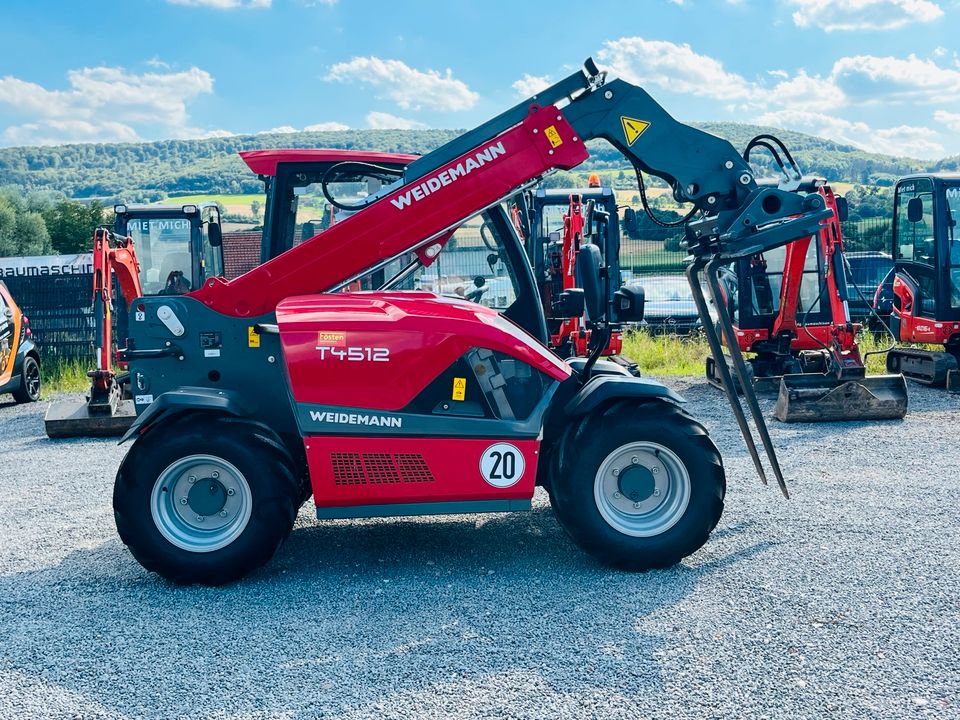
<box><xmin>1</xmin><ymin>0</ymin><xmax>960</xmax><ymax>159</ymax></box>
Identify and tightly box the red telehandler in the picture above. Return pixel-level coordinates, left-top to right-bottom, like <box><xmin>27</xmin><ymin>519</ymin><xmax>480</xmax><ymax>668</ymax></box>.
<box><xmin>111</xmin><ymin>59</ymin><xmax>832</xmax><ymax>584</ymax></box>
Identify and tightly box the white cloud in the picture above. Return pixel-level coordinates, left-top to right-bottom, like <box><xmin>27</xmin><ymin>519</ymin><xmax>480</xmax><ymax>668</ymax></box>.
<box><xmin>934</xmin><ymin>110</ymin><xmax>960</xmax><ymax>132</ymax></box>
<box><xmin>183</xmin><ymin>127</ymin><xmax>235</xmax><ymax>139</ymax></box>
<box><xmin>304</xmin><ymin>121</ymin><xmax>350</xmax><ymax>131</ymax></box>
<box><xmin>2</xmin><ymin>119</ymin><xmax>140</xmax><ymax>146</ymax></box>
<box><xmin>167</xmin><ymin>0</ymin><xmax>271</xmax><ymax>8</ymax></box>
<box><xmin>756</xmin><ymin>109</ymin><xmax>944</xmax><ymax>158</ymax></box>
<box><xmin>365</xmin><ymin>111</ymin><xmax>427</xmax><ymax>130</ymax></box>
<box><xmin>325</xmin><ymin>57</ymin><xmax>478</xmax><ymax>111</ymax></box>
<box><xmin>596</xmin><ymin>37</ymin><xmax>756</xmax><ymax>101</ymax></box>
<box><xmin>512</xmin><ymin>74</ymin><xmax>551</xmax><ymax>98</ymax></box>
<box><xmin>0</xmin><ymin>65</ymin><xmax>216</xmax><ymax>146</ymax></box>
<box><xmin>831</xmin><ymin>53</ymin><xmax>960</xmax><ymax>103</ymax></box>
<box><xmin>788</xmin><ymin>0</ymin><xmax>943</xmax><ymax>31</ymax></box>
<box><xmin>257</xmin><ymin>125</ymin><xmax>298</xmax><ymax>134</ymax></box>
<box><xmin>770</xmin><ymin>70</ymin><xmax>846</xmax><ymax>111</ymax></box>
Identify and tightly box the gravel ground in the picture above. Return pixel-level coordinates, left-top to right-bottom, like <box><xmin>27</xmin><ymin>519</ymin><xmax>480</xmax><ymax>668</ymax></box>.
<box><xmin>0</xmin><ymin>380</ymin><xmax>958</xmax><ymax>720</ymax></box>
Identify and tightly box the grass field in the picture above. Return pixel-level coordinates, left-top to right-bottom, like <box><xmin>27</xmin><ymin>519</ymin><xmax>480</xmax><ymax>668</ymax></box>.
<box><xmin>162</xmin><ymin>193</ymin><xmax>263</xmax><ymax>218</ymax></box>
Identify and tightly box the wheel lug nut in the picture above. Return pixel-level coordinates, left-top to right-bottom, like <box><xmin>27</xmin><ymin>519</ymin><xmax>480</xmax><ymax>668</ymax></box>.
<box><xmin>631</xmin><ymin>456</ymin><xmax>639</xmax><ymax>464</ymax></box>
<box><xmin>613</xmin><ymin>491</ymin><xmax>621</xmax><ymax>499</ymax></box>
<box><xmin>179</xmin><ymin>498</ymin><xmax>188</xmax><ymax>505</ymax></box>
<box><xmin>188</xmin><ymin>476</ymin><xmax>197</xmax><ymax>484</ymax></box>
<box><xmin>653</xmin><ymin>489</ymin><xmax>661</xmax><ymax>497</ymax></box>
<box><xmin>212</xmin><ymin>471</ymin><xmax>220</xmax><ymax>479</ymax></box>
<box><xmin>633</xmin><ymin>502</ymin><xmax>641</xmax><ymax>509</ymax></box>
<box><xmin>652</xmin><ymin>467</ymin><xmax>660</xmax><ymax>474</ymax></box>
<box><xmin>219</xmin><ymin>510</ymin><xmax>228</xmax><ymax>518</ymax></box>
<box><xmin>196</xmin><ymin>515</ymin><xmax>204</xmax><ymax>522</ymax></box>
<box><xmin>226</xmin><ymin>488</ymin><xmax>236</xmax><ymax>496</ymax></box>
<box><xmin>612</xmin><ymin>468</ymin><xmax>620</xmax><ymax>477</ymax></box>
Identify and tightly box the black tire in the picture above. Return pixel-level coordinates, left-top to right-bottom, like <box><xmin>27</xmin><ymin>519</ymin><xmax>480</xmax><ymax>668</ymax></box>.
<box><xmin>550</xmin><ymin>401</ymin><xmax>725</xmax><ymax>571</ymax></box>
<box><xmin>113</xmin><ymin>414</ymin><xmax>301</xmax><ymax>585</ymax></box>
<box><xmin>12</xmin><ymin>355</ymin><xmax>40</xmax><ymax>403</ymax></box>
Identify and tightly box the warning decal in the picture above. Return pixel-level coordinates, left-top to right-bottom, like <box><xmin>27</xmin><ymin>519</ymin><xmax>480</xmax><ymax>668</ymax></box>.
<box><xmin>247</xmin><ymin>326</ymin><xmax>260</xmax><ymax>348</ymax></box>
<box><xmin>544</xmin><ymin>125</ymin><xmax>563</xmax><ymax>149</ymax></box>
<box><xmin>452</xmin><ymin>377</ymin><xmax>467</xmax><ymax>401</ymax></box>
<box><xmin>620</xmin><ymin>117</ymin><xmax>651</xmax><ymax>146</ymax></box>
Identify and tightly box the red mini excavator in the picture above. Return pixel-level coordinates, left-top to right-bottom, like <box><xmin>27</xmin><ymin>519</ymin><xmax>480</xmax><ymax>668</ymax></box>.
<box><xmin>111</xmin><ymin>59</ymin><xmax>833</xmax><ymax>584</ymax></box>
<box><xmin>884</xmin><ymin>173</ymin><xmax>960</xmax><ymax>390</ymax></box>
<box><xmin>707</xmin><ymin>180</ymin><xmax>907</xmax><ymax>422</ymax></box>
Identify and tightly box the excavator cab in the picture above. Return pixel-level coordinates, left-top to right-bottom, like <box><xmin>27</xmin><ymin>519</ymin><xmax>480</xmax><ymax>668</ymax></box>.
<box><xmin>114</xmin><ymin>203</ymin><xmax>224</xmax><ymax>297</ymax></box>
<box><xmin>886</xmin><ymin>174</ymin><xmax>960</xmax><ymax>388</ymax></box>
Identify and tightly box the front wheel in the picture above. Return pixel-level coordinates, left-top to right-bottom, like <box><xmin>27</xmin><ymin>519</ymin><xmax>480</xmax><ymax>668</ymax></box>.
<box><xmin>12</xmin><ymin>355</ymin><xmax>40</xmax><ymax>403</ymax></box>
<box><xmin>550</xmin><ymin>401</ymin><xmax>725</xmax><ymax>571</ymax></box>
<box><xmin>113</xmin><ymin>415</ymin><xmax>301</xmax><ymax>585</ymax></box>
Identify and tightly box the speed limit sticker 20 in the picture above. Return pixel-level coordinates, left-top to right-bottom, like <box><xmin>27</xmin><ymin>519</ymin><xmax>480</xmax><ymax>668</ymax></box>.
<box><xmin>479</xmin><ymin>443</ymin><xmax>525</xmax><ymax>488</ymax></box>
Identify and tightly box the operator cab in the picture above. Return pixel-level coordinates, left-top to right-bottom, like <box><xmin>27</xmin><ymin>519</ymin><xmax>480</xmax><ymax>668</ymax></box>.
<box><xmin>240</xmin><ymin>149</ymin><xmax>417</xmax><ymax>264</ymax></box>
<box><xmin>114</xmin><ymin>203</ymin><xmax>224</xmax><ymax>295</ymax></box>
<box><xmin>891</xmin><ymin>173</ymin><xmax>960</xmax><ymax>322</ymax></box>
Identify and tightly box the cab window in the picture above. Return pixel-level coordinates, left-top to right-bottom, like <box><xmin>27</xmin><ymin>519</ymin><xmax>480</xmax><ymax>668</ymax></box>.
<box><xmin>389</xmin><ymin>212</ymin><xmax>520</xmax><ymax>310</ymax></box>
<box><xmin>894</xmin><ymin>178</ymin><xmax>935</xmax><ymax>266</ymax></box>
<box><xmin>127</xmin><ymin>217</ymin><xmax>193</xmax><ymax>295</ymax></box>
<box><xmin>201</xmin><ymin>207</ymin><xmax>224</xmax><ymax>281</ymax></box>
<box><xmin>944</xmin><ymin>185</ymin><xmax>960</xmax><ymax>308</ymax></box>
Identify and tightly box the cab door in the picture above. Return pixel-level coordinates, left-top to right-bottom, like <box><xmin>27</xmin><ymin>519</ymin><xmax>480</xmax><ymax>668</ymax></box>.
<box><xmin>892</xmin><ymin>178</ymin><xmax>939</xmax><ymax>340</ymax></box>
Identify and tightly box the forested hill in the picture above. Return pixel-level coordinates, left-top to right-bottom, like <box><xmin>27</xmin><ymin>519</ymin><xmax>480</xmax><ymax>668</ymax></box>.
<box><xmin>0</xmin><ymin>123</ymin><xmax>952</xmax><ymax>200</ymax></box>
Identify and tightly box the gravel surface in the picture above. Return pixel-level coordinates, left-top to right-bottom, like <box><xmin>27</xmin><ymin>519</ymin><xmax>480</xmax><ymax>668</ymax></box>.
<box><xmin>0</xmin><ymin>381</ymin><xmax>958</xmax><ymax>719</ymax></box>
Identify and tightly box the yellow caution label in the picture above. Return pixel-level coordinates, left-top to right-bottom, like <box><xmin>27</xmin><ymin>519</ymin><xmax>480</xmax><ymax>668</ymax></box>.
<box><xmin>544</xmin><ymin>125</ymin><xmax>563</xmax><ymax>148</ymax></box>
<box><xmin>247</xmin><ymin>326</ymin><xmax>260</xmax><ymax>348</ymax></box>
<box><xmin>620</xmin><ymin>116</ymin><xmax>651</xmax><ymax>146</ymax></box>
<box><xmin>452</xmin><ymin>377</ymin><xmax>467</xmax><ymax>401</ymax></box>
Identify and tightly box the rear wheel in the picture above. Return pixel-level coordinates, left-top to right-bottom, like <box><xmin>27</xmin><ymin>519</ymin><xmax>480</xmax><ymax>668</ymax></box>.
<box><xmin>550</xmin><ymin>401</ymin><xmax>724</xmax><ymax>570</ymax></box>
<box><xmin>12</xmin><ymin>355</ymin><xmax>40</xmax><ymax>403</ymax></box>
<box><xmin>113</xmin><ymin>415</ymin><xmax>300</xmax><ymax>585</ymax></box>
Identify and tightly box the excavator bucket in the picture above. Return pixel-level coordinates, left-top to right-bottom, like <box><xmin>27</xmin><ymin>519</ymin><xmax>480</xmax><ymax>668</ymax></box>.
<box><xmin>772</xmin><ymin>373</ymin><xmax>908</xmax><ymax>423</ymax></box>
<box><xmin>44</xmin><ymin>399</ymin><xmax>136</xmax><ymax>438</ymax></box>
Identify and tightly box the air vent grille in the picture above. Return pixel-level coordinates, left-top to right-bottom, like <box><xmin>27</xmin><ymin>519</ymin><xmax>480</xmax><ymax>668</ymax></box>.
<box><xmin>331</xmin><ymin>452</ymin><xmax>435</xmax><ymax>485</ymax></box>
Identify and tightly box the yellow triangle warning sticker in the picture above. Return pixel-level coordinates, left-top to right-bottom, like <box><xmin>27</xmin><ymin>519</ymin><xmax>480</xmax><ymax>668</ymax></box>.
<box><xmin>452</xmin><ymin>377</ymin><xmax>467</xmax><ymax>401</ymax></box>
<box><xmin>621</xmin><ymin>117</ymin><xmax>650</xmax><ymax>146</ymax></box>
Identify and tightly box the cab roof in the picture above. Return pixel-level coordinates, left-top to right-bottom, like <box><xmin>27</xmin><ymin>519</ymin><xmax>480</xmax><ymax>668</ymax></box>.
<box><xmin>239</xmin><ymin>149</ymin><xmax>420</xmax><ymax>177</ymax></box>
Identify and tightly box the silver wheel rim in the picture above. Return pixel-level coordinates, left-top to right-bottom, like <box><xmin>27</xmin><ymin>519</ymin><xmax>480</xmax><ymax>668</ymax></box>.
<box><xmin>150</xmin><ymin>454</ymin><xmax>252</xmax><ymax>553</ymax></box>
<box><xmin>25</xmin><ymin>361</ymin><xmax>40</xmax><ymax>399</ymax></box>
<box><xmin>593</xmin><ymin>441</ymin><xmax>691</xmax><ymax>537</ymax></box>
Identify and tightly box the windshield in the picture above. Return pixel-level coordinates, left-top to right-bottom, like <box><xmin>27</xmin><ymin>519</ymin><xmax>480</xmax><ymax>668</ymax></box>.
<box><xmin>643</xmin><ymin>277</ymin><xmax>693</xmax><ymax>302</ymax></box>
<box><xmin>126</xmin><ymin>217</ymin><xmax>194</xmax><ymax>294</ymax></box>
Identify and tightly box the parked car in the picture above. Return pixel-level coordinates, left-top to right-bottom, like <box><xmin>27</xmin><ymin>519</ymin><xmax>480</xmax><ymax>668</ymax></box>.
<box><xmin>627</xmin><ymin>274</ymin><xmax>713</xmax><ymax>335</ymax></box>
<box><xmin>0</xmin><ymin>281</ymin><xmax>41</xmax><ymax>403</ymax></box>
<box><xmin>845</xmin><ymin>251</ymin><xmax>893</xmax><ymax>325</ymax></box>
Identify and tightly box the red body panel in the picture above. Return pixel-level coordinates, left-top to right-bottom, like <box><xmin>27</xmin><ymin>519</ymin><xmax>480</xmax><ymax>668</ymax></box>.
<box><xmin>193</xmin><ymin>108</ymin><xmax>589</xmax><ymax>317</ymax></box>
<box><xmin>892</xmin><ymin>275</ymin><xmax>960</xmax><ymax>344</ymax></box>
<box><xmin>305</xmin><ymin>436</ymin><xmax>540</xmax><ymax>507</ymax></box>
<box><xmin>277</xmin><ymin>292</ymin><xmax>570</xmax><ymax>410</ymax></box>
<box><xmin>239</xmin><ymin>149</ymin><xmax>419</xmax><ymax>177</ymax></box>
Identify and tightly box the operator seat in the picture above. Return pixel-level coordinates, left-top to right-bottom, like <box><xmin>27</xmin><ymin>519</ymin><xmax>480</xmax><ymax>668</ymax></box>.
<box><xmin>159</xmin><ymin>252</ymin><xmax>192</xmax><ymax>294</ymax></box>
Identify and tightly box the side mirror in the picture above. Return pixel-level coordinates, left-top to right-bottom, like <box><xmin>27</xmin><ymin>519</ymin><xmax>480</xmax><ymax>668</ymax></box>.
<box><xmin>613</xmin><ymin>285</ymin><xmax>645</xmax><ymax>322</ymax></box>
<box><xmin>208</xmin><ymin>221</ymin><xmax>223</xmax><ymax>247</ymax></box>
<box><xmin>576</xmin><ymin>244</ymin><xmax>605</xmax><ymax>324</ymax></box>
<box><xmin>552</xmin><ymin>288</ymin><xmax>585</xmax><ymax>318</ymax></box>
<box><xmin>835</xmin><ymin>196</ymin><xmax>849</xmax><ymax>223</ymax></box>
<box><xmin>907</xmin><ymin>197</ymin><xmax>924</xmax><ymax>223</ymax></box>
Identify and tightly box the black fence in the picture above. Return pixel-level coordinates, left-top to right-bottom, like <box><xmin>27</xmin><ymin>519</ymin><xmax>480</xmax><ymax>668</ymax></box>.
<box><xmin>3</xmin><ymin>274</ymin><xmax>126</xmax><ymax>364</ymax></box>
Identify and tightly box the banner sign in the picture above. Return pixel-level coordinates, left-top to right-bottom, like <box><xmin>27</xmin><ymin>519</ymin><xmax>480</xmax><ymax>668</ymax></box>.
<box><xmin>0</xmin><ymin>254</ymin><xmax>93</xmax><ymax>278</ymax></box>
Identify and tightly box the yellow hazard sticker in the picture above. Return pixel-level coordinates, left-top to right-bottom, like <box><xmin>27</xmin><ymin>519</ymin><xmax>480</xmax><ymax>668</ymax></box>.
<box><xmin>620</xmin><ymin>116</ymin><xmax>651</xmax><ymax>146</ymax></box>
<box><xmin>247</xmin><ymin>326</ymin><xmax>260</xmax><ymax>348</ymax></box>
<box><xmin>544</xmin><ymin>125</ymin><xmax>563</xmax><ymax>148</ymax></box>
<box><xmin>452</xmin><ymin>377</ymin><xmax>467</xmax><ymax>401</ymax></box>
